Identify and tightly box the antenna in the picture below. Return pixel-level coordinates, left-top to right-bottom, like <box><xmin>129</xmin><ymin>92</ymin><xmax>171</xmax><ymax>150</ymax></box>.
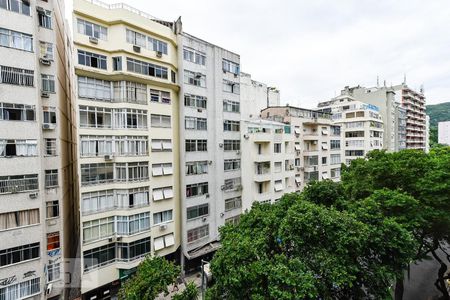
<box><xmin>403</xmin><ymin>73</ymin><xmax>406</xmax><ymax>85</ymax></box>
<box><xmin>377</xmin><ymin>76</ymin><xmax>379</xmax><ymax>88</ymax></box>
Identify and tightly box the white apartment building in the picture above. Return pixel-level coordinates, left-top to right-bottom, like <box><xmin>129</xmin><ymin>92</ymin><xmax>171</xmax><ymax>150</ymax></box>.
<box><xmin>240</xmin><ymin>72</ymin><xmax>280</xmax><ymax>120</ymax></box>
<box><xmin>0</xmin><ymin>0</ymin><xmax>76</xmax><ymax>299</ymax></box>
<box><xmin>438</xmin><ymin>121</ymin><xmax>450</xmax><ymax>145</ymax></box>
<box><xmin>395</xmin><ymin>106</ymin><xmax>407</xmax><ymax>150</ymax></box>
<box><xmin>177</xmin><ymin>33</ymin><xmax>242</xmax><ymax>267</ymax></box>
<box><xmin>241</xmin><ymin>120</ymin><xmax>296</xmax><ymax>210</ymax></box>
<box><xmin>317</xmin><ymin>96</ymin><xmax>384</xmax><ymax>165</ymax></box>
<box><xmin>73</xmin><ymin>0</ymin><xmax>181</xmax><ymax>298</ymax></box>
<box><xmin>261</xmin><ymin>106</ymin><xmax>342</xmax><ymax>189</ymax></box>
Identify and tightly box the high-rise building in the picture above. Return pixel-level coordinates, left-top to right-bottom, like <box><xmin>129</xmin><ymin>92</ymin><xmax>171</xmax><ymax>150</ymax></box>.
<box><xmin>438</xmin><ymin>121</ymin><xmax>450</xmax><ymax>145</ymax></box>
<box><xmin>73</xmin><ymin>0</ymin><xmax>181</xmax><ymax>297</ymax></box>
<box><xmin>317</xmin><ymin>96</ymin><xmax>384</xmax><ymax>165</ymax></box>
<box><xmin>177</xmin><ymin>33</ymin><xmax>242</xmax><ymax>268</ymax></box>
<box><xmin>261</xmin><ymin>106</ymin><xmax>342</xmax><ymax>190</ymax></box>
<box><xmin>392</xmin><ymin>83</ymin><xmax>428</xmax><ymax>151</ymax></box>
<box><xmin>0</xmin><ymin>0</ymin><xmax>77</xmax><ymax>299</ymax></box>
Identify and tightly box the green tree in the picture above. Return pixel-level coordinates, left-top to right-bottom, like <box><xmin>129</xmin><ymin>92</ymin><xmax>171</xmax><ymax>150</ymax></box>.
<box><xmin>173</xmin><ymin>282</ymin><xmax>199</xmax><ymax>300</ymax></box>
<box><xmin>118</xmin><ymin>255</ymin><xmax>180</xmax><ymax>300</ymax></box>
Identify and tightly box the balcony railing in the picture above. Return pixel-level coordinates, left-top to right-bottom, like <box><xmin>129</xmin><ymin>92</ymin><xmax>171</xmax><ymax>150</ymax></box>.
<box><xmin>0</xmin><ymin>175</ymin><xmax>38</xmax><ymax>194</ymax></box>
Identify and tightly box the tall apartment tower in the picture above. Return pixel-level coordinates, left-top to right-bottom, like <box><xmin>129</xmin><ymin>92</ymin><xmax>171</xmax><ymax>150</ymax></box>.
<box><xmin>73</xmin><ymin>0</ymin><xmax>181</xmax><ymax>297</ymax></box>
<box><xmin>392</xmin><ymin>83</ymin><xmax>428</xmax><ymax>151</ymax></box>
<box><xmin>177</xmin><ymin>33</ymin><xmax>242</xmax><ymax>268</ymax></box>
<box><xmin>317</xmin><ymin>96</ymin><xmax>384</xmax><ymax>165</ymax></box>
<box><xmin>0</xmin><ymin>0</ymin><xmax>76</xmax><ymax>299</ymax></box>
<box><xmin>438</xmin><ymin>121</ymin><xmax>450</xmax><ymax>145</ymax></box>
<box><xmin>241</xmin><ymin>119</ymin><xmax>296</xmax><ymax>210</ymax></box>
<box><xmin>261</xmin><ymin>107</ymin><xmax>342</xmax><ymax>190</ymax></box>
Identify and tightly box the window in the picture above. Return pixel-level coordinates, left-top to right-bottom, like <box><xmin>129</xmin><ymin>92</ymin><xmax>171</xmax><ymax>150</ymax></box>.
<box><xmin>83</xmin><ymin>217</ymin><xmax>114</xmax><ymax>242</ymax></box>
<box><xmin>0</xmin><ymin>243</ymin><xmax>39</xmax><ymax>267</ymax></box>
<box><xmin>153</xmin><ymin>210</ymin><xmax>173</xmax><ymax>225</ymax></box>
<box><xmin>186</xmin><ymin>161</ymin><xmax>208</xmax><ymax>175</ymax></box>
<box><xmin>274</xmin><ymin>143</ymin><xmax>281</xmax><ymax>153</ymax></box>
<box><xmin>225</xmin><ymin>215</ymin><xmax>240</xmax><ymax>225</ymax></box>
<box><xmin>223</xmin><ymin>80</ymin><xmax>239</xmax><ymax>94</ymax></box>
<box><xmin>274</xmin><ymin>162</ymin><xmax>282</xmax><ymax>173</ymax></box>
<box><xmin>43</xmin><ymin>107</ymin><xmax>56</xmax><ymax>125</ymax></box>
<box><xmin>0</xmin><ymin>0</ymin><xmax>30</xmax><ymax>15</ymax></box>
<box><xmin>0</xmin><ymin>28</ymin><xmax>32</xmax><ymax>51</ymax></box>
<box><xmin>223</xmin><ymin>177</ymin><xmax>241</xmax><ymax>191</ymax></box>
<box><xmin>37</xmin><ymin>8</ymin><xmax>52</xmax><ymax>29</ymax></box>
<box><xmin>0</xmin><ymin>209</ymin><xmax>39</xmax><ymax>231</ymax></box>
<box><xmin>151</xmin><ymin>139</ymin><xmax>172</xmax><ymax>152</ymax></box>
<box><xmin>126</xmin><ymin>29</ymin><xmax>168</xmax><ymax>54</ymax></box>
<box><xmin>154</xmin><ymin>234</ymin><xmax>174</xmax><ymax>251</ymax></box>
<box><xmin>185</xmin><ymin>117</ymin><xmax>207</xmax><ymax>130</ymax></box>
<box><xmin>112</xmin><ymin>56</ymin><xmax>122</xmax><ymax>71</ymax></box>
<box><xmin>223</xmin><ymin>100</ymin><xmax>240</xmax><ymax>113</ymax></box>
<box><xmin>41</xmin><ymin>74</ymin><xmax>55</xmax><ymax>92</ymax></box>
<box><xmin>80</xmin><ymin>163</ymin><xmax>114</xmax><ymax>185</ymax></box>
<box><xmin>0</xmin><ymin>65</ymin><xmax>34</xmax><ymax>86</ymax></box>
<box><xmin>114</xmin><ymin>108</ymin><xmax>148</xmax><ymax>129</ymax></box>
<box><xmin>322</xmin><ymin>157</ymin><xmax>327</xmax><ymax>165</ymax></box>
<box><xmin>183</xmin><ymin>48</ymin><xmax>206</xmax><ymax>65</ymax></box>
<box><xmin>185</xmin><ymin>139</ymin><xmax>207</xmax><ymax>152</ymax></box>
<box><xmin>152</xmin><ymin>186</ymin><xmax>173</xmax><ymax>201</ymax></box>
<box><xmin>79</xmin><ymin>106</ymin><xmax>112</xmax><ymax>129</ymax></box>
<box><xmin>345</xmin><ymin>131</ymin><xmax>364</xmax><ymax>138</ymax></box>
<box><xmin>304</xmin><ymin>155</ymin><xmax>318</xmax><ymax>166</ymax></box>
<box><xmin>47</xmin><ymin>232</ymin><xmax>60</xmax><ymax>250</ymax></box>
<box><xmin>222</xmin><ymin>59</ymin><xmax>240</xmax><ymax>74</ymax></box>
<box><xmin>223</xmin><ymin>120</ymin><xmax>240</xmax><ymax>131</ymax></box>
<box><xmin>346</xmin><ymin>140</ymin><xmax>365</xmax><ymax>148</ymax></box>
<box><xmin>187</xmin><ymin>204</ymin><xmax>209</xmax><ymax>220</ymax></box>
<box><xmin>0</xmin><ymin>278</ymin><xmax>40</xmax><ymax>299</ymax></box>
<box><xmin>117</xmin><ymin>212</ymin><xmax>151</xmax><ymax>235</ymax></box>
<box><xmin>77</xmin><ymin>18</ymin><xmax>107</xmax><ymax>40</ymax></box>
<box><xmin>330</xmin><ymin>140</ymin><xmax>340</xmax><ymax>150</ymax></box>
<box><xmin>45</xmin><ymin>169</ymin><xmax>58</xmax><ymax>188</ymax></box>
<box><xmin>330</xmin><ymin>154</ymin><xmax>341</xmax><ymax>165</ymax></box>
<box><xmin>113</xmin><ymin>81</ymin><xmax>147</xmax><ymax>104</ymax></box>
<box><xmin>345</xmin><ymin>150</ymin><xmax>365</xmax><ymax>157</ymax></box>
<box><xmin>39</xmin><ymin>41</ymin><xmax>53</xmax><ymax>60</ymax></box>
<box><xmin>152</xmin><ymin>163</ymin><xmax>173</xmax><ymax>176</ymax></box>
<box><xmin>224</xmin><ymin>159</ymin><xmax>240</xmax><ymax>171</ymax></box>
<box><xmin>0</xmin><ymin>174</ymin><xmax>38</xmax><ymax>194</ymax></box>
<box><xmin>115</xmin><ymin>136</ymin><xmax>148</xmax><ymax>156</ymax></box>
<box><xmin>0</xmin><ymin>102</ymin><xmax>35</xmax><ymax>121</ymax></box>
<box><xmin>151</xmin><ymin>114</ymin><xmax>171</xmax><ymax>128</ymax></box>
<box><xmin>223</xmin><ymin>140</ymin><xmax>240</xmax><ymax>151</ymax></box>
<box><xmin>186</xmin><ymin>182</ymin><xmax>208</xmax><ymax>198</ymax></box>
<box><xmin>331</xmin><ymin>168</ymin><xmax>341</xmax><ymax>178</ymax></box>
<box><xmin>184</xmin><ymin>70</ymin><xmax>206</xmax><ymax>87</ymax></box>
<box><xmin>345</xmin><ymin>121</ymin><xmax>364</xmax><ymax>128</ymax></box>
<box><xmin>331</xmin><ymin>125</ymin><xmax>341</xmax><ymax>136</ymax></box>
<box><xmin>83</xmin><ymin>244</ymin><xmax>115</xmax><ymax>271</ymax></box>
<box><xmin>118</xmin><ymin>237</ymin><xmax>151</xmax><ymax>261</ymax></box>
<box><xmin>184</xmin><ymin>94</ymin><xmax>207</xmax><ymax>109</ymax></box>
<box><xmin>225</xmin><ymin>197</ymin><xmax>242</xmax><ymax>211</ymax></box>
<box><xmin>274</xmin><ymin>180</ymin><xmax>283</xmax><ymax>192</ymax></box>
<box><xmin>46</xmin><ymin>200</ymin><xmax>59</xmax><ymax>218</ymax></box>
<box><xmin>187</xmin><ymin>225</ymin><xmax>209</xmax><ymax>243</ymax></box>
<box><xmin>126</xmin><ymin>57</ymin><xmax>168</xmax><ymax>79</ymax></box>
<box><xmin>78</xmin><ymin>76</ymin><xmax>112</xmax><ymax>101</ymax></box>
<box><xmin>48</xmin><ymin>262</ymin><xmax>61</xmax><ymax>282</ymax></box>
<box><xmin>78</xmin><ymin>50</ymin><xmax>107</xmax><ymax>70</ymax></box>
<box><xmin>150</xmin><ymin>89</ymin><xmax>171</xmax><ymax>104</ymax></box>
<box><xmin>127</xmin><ymin>162</ymin><xmax>149</xmax><ymax>181</ymax></box>
<box><xmin>81</xmin><ymin>190</ymin><xmax>115</xmax><ymax>214</ymax></box>
<box><xmin>0</xmin><ymin>139</ymin><xmax>37</xmax><ymax>157</ymax></box>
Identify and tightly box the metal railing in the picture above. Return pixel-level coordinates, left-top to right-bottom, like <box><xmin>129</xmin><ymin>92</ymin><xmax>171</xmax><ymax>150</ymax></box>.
<box><xmin>0</xmin><ymin>176</ymin><xmax>38</xmax><ymax>194</ymax></box>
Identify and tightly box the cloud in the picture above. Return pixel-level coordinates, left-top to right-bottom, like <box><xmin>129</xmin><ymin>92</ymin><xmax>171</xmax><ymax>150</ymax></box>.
<box><xmin>67</xmin><ymin>0</ymin><xmax>450</xmax><ymax>106</ymax></box>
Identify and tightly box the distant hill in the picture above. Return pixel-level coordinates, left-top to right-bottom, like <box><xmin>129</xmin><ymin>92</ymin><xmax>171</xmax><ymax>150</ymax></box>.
<box><xmin>426</xmin><ymin>102</ymin><xmax>450</xmax><ymax>127</ymax></box>
<box><xmin>426</xmin><ymin>102</ymin><xmax>450</xmax><ymax>145</ymax></box>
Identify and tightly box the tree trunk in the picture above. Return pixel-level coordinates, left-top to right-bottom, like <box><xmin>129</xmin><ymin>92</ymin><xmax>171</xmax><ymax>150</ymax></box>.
<box><xmin>431</xmin><ymin>249</ymin><xmax>449</xmax><ymax>300</ymax></box>
<box><xmin>394</xmin><ymin>278</ymin><xmax>404</xmax><ymax>300</ymax></box>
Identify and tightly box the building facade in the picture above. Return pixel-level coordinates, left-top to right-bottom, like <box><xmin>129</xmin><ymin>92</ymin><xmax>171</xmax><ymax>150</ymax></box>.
<box><xmin>317</xmin><ymin>96</ymin><xmax>384</xmax><ymax>164</ymax></box>
<box><xmin>177</xmin><ymin>33</ymin><xmax>242</xmax><ymax>266</ymax></box>
<box><xmin>438</xmin><ymin>121</ymin><xmax>450</xmax><ymax>145</ymax></box>
<box><xmin>73</xmin><ymin>0</ymin><xmax>181</xmax><ymax>297</ymax></box>
<box><xmin>0</xmin><ymin>0</ymin><xmax>77</xmax><ymax>299</ymax></box>
<box><xmin>261</xmin><ymin>106</ymin><xmax>342</xmax><ymax>190</ymax></box>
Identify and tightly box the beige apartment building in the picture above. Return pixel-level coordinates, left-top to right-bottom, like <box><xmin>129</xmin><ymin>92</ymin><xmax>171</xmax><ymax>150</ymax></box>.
<box><xmin>0</xmin><ymin>0</ymin><xmax>77</xmax><ymax>299</ymax></box>
<box><xmin>261</xmin><ymin>106</ymin><xmax>342</xmax><ymax>189</ymax></box>
<box><xmin>317</xmin><ymin>96</ymin><xmax>384</xmax><ymax>165</ymax></box>
<box><xmin>73</xmin><ymin>0</ymin><xmax>181</xmax><ymax>298</ymax></box>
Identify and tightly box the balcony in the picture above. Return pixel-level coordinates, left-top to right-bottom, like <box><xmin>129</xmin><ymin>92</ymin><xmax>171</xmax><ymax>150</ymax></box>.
<box><xmin>251</xmin><ymin>133</ymin><xmax>271</xmax><ymax>143</ymax></box>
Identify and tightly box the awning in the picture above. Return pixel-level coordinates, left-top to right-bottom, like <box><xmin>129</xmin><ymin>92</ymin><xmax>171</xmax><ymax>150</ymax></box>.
<box><xmin>274</xmin><ymin>182</ymin><xmax>283</xmax><ymax>192</ymax></box>
<box><xmin>163</xmin><ymin>187</ymin><xmax>173</xmax><ymax>199</ymax></box>
<box><xmin>153</xmin><ymin>189</ymin><xmax>164</xmax><ymax>201</ymax></box>
<box><xmin>152</xmin><ymin>167</ymin><xmax>163</xmax><ymax>176</ymax></box>
<box><xmin>294</xmin><ymin>145</ymin><xmax>301</xmax><ymax>151</ymax></box>
<box><xmin>322</xmin><ymin>173</ymin><xmax>329</xmax><ymax>179</ymax></box>
<box><xmin>164</xmin><ymin>234</ymin><xmax>175</xmax><ymax>247</ymax></box>
<box><xmin>163</xmin><ymin>165</ymin><xmax>173</xmax><ymax>175</ymax></box>
<box><xmin>154</xmin><ymin>237</ymin><xmax>164</xmax><ymax>251</ymax></box>
<box><xmin>162</xmin><ymin>141</ymin><xmax>172</xmax><ymax>150</ymax></box>
<box><xmin>322</xmin><ymin>130</ymin><xmax>329</xmax><ymax>135</ymax></box>
<box><xmin>151</xmin><ymin>141</ymin><xmax>162</xmax><ymax>150</ymax></box>
<box><xmin>294</xmin><ymin>128</ymin><xmax>301</xmax><ymax>134</ymax></box>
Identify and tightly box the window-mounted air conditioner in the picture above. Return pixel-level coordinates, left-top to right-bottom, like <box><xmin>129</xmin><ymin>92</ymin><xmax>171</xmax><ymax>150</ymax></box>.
<box><xmin>29</xmin><ymin>192</ymin><xmax>38</xmax><ymax>199</ymax></box>
<box><xmin>40</xmin><ymin>58</ymin><xmax>51</xmax><ymax>66</ymax></box>
<box><xmin>104</xmin><ymin>154</ymin><xmax>113</xmax><ymax>161</ymax></box>
<box><xmin>156</xmin><ymin>51</ymin><xmax>163</xmax><ymax>58</ymax></box>
<box><xmin>89</xmin><ymin>37</ymin><xmax>98</xmax><ymax>44</ymax></box>
<box><xmin>41</xmin><ymin>91</ymin><xmax>50</xmax><ymax>98</ymax></box>
<box><xmin>133</xmin><ymin>45</ymin><xmax>141</xmax><ymax>53</ymax></box>
<box><xmin>159</xmin><ymin>224</ymin><xmax>167</xmax><ymax>231</ymax></box>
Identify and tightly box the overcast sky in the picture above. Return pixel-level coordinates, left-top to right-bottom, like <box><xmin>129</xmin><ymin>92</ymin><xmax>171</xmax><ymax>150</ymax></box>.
<box><xmin>67</xmin><ymin>0</ymin><xmax>450</xmax><ymax>108</ymax></box>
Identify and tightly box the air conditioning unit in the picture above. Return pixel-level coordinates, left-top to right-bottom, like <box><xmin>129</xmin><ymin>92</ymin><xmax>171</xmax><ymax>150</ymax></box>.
<box><xmin>89</xmin><ymin>36</ymin><xmax>98</xmax><ymax>44</ymax></box>
<box><xmin>159</xmin><ymin>224</ymin><xmax>167</xmax><ymax>231</ymax></box>
<box><xmin>312</xmin><ymin>140</ymin><xmax>318</xmax><ymax>145</ymax></box>
<box><xmin>116</xmin><ymin>236</ymin><xmax>122</xmax><ymax>241</ymax></box>
<box><xmin>133</xmin><ymin>45</ymin><xmax>141</xmax><ymax>53</ymax></box>
<box><xmin>219</xmin><ymin>143</ymin><xmax>223</xmax><ymax>148</ymax></box>
<box><xmin>156</xmin><ymin>51</ymin><xmax>163</xmax><ymax>58</ymax></box>
<box><xmin>29</xmin><ymin>192</ymin><xmax>38</xmax><ymax>199</ymax></box>
<box><xmin>205</xmin><ymin>193</ymin><xmax>210</xmax><ymax>198</ymax></box>
<box><xmin>41</xmin><ymin>91</ymin><xmax>50</xmax><ymax>98</ymax></box>
<box><xmin>104</xmin><ymin>154</ymin><xmax>113</xmax><ymax>161</ymax></box>
<box><xmin>220</xmin><ymin>185</ymin><xmax>226</xmax><ymax>190</ymax></box>
<box><xmin>40</xmin><ymin>58</ymin><xmax>51</xmax><ymax>66</ymax></box>
<box><xmin>236</xmin><ymin>150</ymin><xmax>241</xmax><ymax>155</ymax></box>
<box><xmin>208</xmin><ymin>160</ymin><xmax>212</xmax><ymax>165</ymax></box>
<box><xmin>42</xmin><ymin>124</ymin><xmax>51</xmax><ymax>130</ymax></box>
<box><xmin>296</xmin><ymin>167</ymin><xmax>303</xmax><ymax>171</ymax></box>
<box><xmin>46</xmin><ymin>283</ymin><xmax>53</xmax><ymax>295</ymax></box>
<box><xmin>197</xmin><ymin>108</ymin><xmax>203</xmax><ymax>113</ymax></box>
<box><xmin>202</xmin><ymin>217</ymin><xmax>207</xmax><ymax>222</ymax></box>
<box><xmin>108</xmin><ymin>237</ymin><xmax>116</xmax><ymax>243</ymax></box>
<box><xmin>243</xmin><ymin>134</ymin><xmax>249</xmax><ymax>139</ymax></box>
<box><xmin>289</xmin><ymin>165</ymin><xmax>294</xmax><ymax>170</ymax></box>
<box><xmin>195</xmin><ymin>72</ymin><xmax>202</xmax><ymax>78</ymax></box>
<box><xmin>236</xmin><ymin>185</ymin><xmax>242</xmax><ymax>191</ymax></box>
